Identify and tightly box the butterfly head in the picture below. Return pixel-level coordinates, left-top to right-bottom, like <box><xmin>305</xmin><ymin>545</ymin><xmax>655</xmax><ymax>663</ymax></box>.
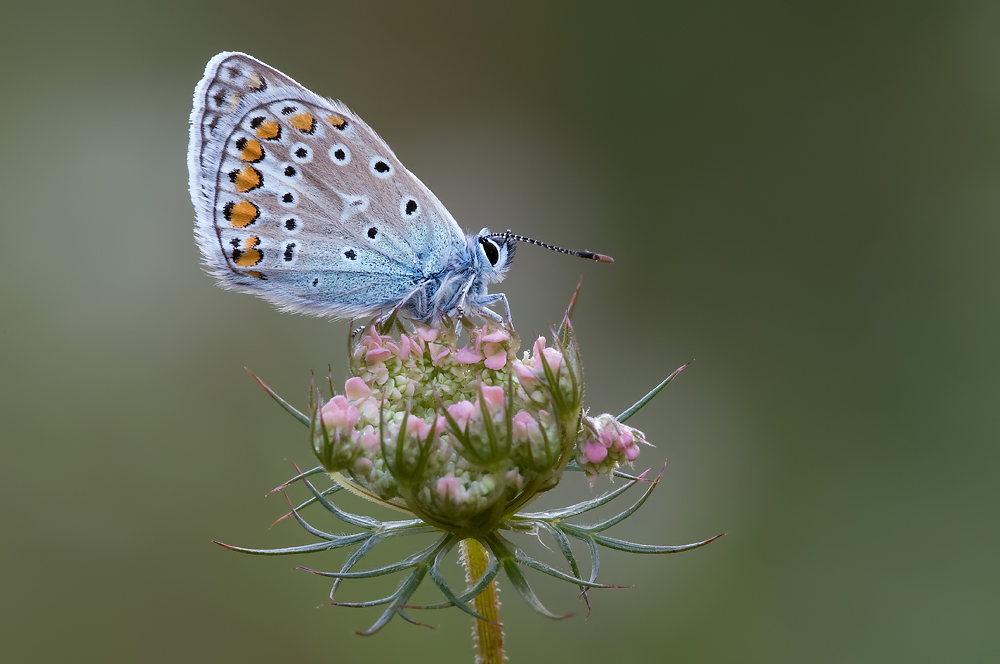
<box><xmin>472</xmin><ymin>229</ymin><xmax>516</xmax><ymax>284</ymax></box>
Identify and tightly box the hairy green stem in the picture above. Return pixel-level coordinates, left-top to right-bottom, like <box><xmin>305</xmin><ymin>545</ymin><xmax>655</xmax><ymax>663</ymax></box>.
<box><xmin>460</xmin><ymin>539</ymin><xmax>505</xmax><ymax>664</ymax></box>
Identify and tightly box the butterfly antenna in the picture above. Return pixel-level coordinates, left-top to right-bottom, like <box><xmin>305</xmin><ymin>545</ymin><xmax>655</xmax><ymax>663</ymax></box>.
<box><xmin>488</xmin><ymin>231</ymin><xmax>614</xmax><ymax>263</ymax></box>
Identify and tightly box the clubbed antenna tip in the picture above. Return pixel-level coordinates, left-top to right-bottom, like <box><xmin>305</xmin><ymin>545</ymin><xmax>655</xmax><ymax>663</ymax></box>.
<box><xmin>489</xmin><ymin>230</ymin><xmax>614</xmax><ymax>263</ymax></box>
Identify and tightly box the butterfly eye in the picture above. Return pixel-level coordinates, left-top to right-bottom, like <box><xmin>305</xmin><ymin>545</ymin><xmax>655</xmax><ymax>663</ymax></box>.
<box><xmin>479</xmin><ymin>237</ymin><xmax>500</xmax><ymax>266</ymax></box>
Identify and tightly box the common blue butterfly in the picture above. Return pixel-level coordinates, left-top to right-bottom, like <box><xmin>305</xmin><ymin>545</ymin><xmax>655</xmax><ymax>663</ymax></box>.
<box><xmin>188</xmin><ymin>52</ymin><xmax>612</xmax><ymax>328</ymax></box>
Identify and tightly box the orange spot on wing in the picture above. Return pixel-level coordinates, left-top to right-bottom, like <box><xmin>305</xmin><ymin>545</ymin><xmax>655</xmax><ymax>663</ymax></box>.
<box><xmin>232</xmin><ymin>166</ymin><xmax>262</xmax><ymax>192</ymax></box>
<box><xmin>224</xmin><ymin>200</ymin><xmax>259</xmax><ymax>228</ymax></box>
<box><xmin>289</xmin><ymin>112</ymin><xmax>316</xmax><ymax>133</ymax></box>
<box><xmin>233</xmin><ymin>236</ymin><xmax>263</xmax><ymax>267</ymax></box>
<box><xmin>327</xmin><ymin>115</ymin><xmax>345</xmax><ymax>127</ymax></box>
<box><xmin>247</xmin><ymin>270</ymin><xmax>267</xmax><ymax>280</ymax></box>
<box><xmin>240</xmin><ymin>139</ymin><xmax>263</xmax><ymax>162</ymax></box>
<box><xmin>255</xmin><ymin>120</ymin><xmax>281</xmax><ymax>140</ymax></box>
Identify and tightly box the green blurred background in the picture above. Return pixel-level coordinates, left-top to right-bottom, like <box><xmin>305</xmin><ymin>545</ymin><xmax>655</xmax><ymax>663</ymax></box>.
<box><xmin>2</xmin><ymin>1</ymin><xmax>997</xmax><ymax>661</ymax></box>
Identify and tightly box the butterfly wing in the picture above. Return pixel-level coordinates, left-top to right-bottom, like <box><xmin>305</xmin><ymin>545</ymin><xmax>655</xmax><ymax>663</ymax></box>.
<box><xmin>188</xmin><ymin>52</ymin><xmax>467</xmax><ymax>319</ymax></box>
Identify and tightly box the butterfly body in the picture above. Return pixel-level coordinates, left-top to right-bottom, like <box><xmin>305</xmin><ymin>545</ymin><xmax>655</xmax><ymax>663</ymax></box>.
<box><xmin>189</xmin><ymin>52</ymin><xmax>601</xmax><ymax>327</ymax></box>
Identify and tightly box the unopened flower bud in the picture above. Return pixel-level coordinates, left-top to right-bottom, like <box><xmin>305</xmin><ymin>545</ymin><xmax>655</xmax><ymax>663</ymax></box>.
<box><xmin>576</xmin><ymin>413</ymin><xmax>650</xmax><ymax>478</ymax></box>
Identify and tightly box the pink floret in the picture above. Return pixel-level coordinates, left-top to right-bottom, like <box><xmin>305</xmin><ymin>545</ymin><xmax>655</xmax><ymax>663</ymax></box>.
<box><xmin>512</xmin><ymin>362</ymin><xmax>535</xmax><ymax>385</ymax></box>
<box><xmin>455</xmin><ymin>345</ymin><xmax>482</xmax><ymax>364</ymax></box>
<box><xmin>447</xmin><ymin>401</ymin><xmax>476</xmax><ymax>430</ymax></box>
<box><xmin>512</xmin><ymin>410</ymin><xmax>539</xmax><ymax>443</ymax></box>
<box><xmin>359</xmin><ymin>427</ymin><xmax>380</xmax><ymax>452</ymax></box>
<box><xmin>538</xmin><ymin>347</ymin><xmax>563</xmax><ymax>374</ymax></box>
<box><xmin>482</xmin><ymin>330</ymin><xmax>510</xmax><ymax>343</ymax></box>
<box><xmin>436</xmin><ymin>476</ymin><xmax>462</xmax><ymax>500</ymax></box>
<box><xmin>480</xmin><ymin>385</ymin><xmax>506</xmax><ymax>410</ymax></box>
<box><xmin>585</xmin><ymin>441</ymin><xmax>608</xmax><ymax>463</ymax></box>
<box><xmin>397</xmin><ymin>334</ymin><xmax>411</xmax><ymax>360</ymax></box>
<box><xmin>321</xmin><ymin>395</ymin><xmax>358</xmax><ymax>431</ymax></box>
<box><xmin>417</xmin><ymin>328</ymin><xmax>439</xmax><ymax>342</ymax></box>
<box><xmin>512</xmin><ymin>410</ymin><xmax>535</xmax><ymax>427</ymax></box>
<box><xmin>344</xmin><ymin>376</ymin><xmax>372</xmax><ymax>400</ymax></box>
<box><xmin>406</xmin><ymin>416</ymin><xmax>431</xmax><ymax>439</ymax></box>
<box><xmin>532</xmin><ymin>337</ymin><xmax>546</xmax><ymax>360</ymax></box>
<box><xmin>483</xmin><ymin>342</ymin><xmax>507</xmax><ymax>369</ymax></box>
<box><xmin>365</xmin><ymin>348</ymin><xmax>392</xmax><ymax>365</ymax></box>
<box><xmin>430</xmin><ymin>346</ymin><xmax>450</xmax><ymax>366</ymax></box>
<box><xmin>353</xmin><ymin>457</ymin><xmax>374</xmax><ymax>476</ymax></box>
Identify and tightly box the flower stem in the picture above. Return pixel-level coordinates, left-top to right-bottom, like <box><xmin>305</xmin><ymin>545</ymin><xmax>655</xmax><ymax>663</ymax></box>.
<box><xmin>460</xmin><ymin>538</ymin><xmax>505</xmax><ymax>664</ymax></box>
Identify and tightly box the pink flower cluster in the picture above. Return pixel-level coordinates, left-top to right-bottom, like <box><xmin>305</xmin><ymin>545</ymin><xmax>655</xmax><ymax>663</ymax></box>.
<box><xmin>355</xmin><ymin>324</ymin><xmax>512</xmax><ymax>373</ymax></box>
<box><xmin>434</xmin><ymin>475</ymin><xmax>467</xmax><ymax>503</ymax></box>
<box><xmin>315</xmin><ymin>377</ymin><xmax>381</xmax><ymax>478</ymax></box>
<box><xmin>352</xmin><ymin>324</ymin><xmax>432</xmax><ymax>391</ymax></box>
<box><xmin>577</xmin><ymin>413</ymin><xmax>647</xmax><ymax>479</ymax></box>
<box><xmin>349</xmin><ymin>323</ymin><xmax>515</xmax><ymax>410</ymax></box>
<box><xmin>454</xmin><ymin>329</ymin><xmax>512</xmax><ymax>370</ymax></box>
<box><xmin>316</xmin><ymin>372</ymin><xmax>457</xmax><ymax>492</ymax></box>
<box><xmin>512</xmin><ymin>336</ymin><xmax>565</xmax><ymax>392</ymax></box>
<box><xmin>445</xmin><ymin>385</ymin><xmax>506</xmax><ymax>430</ymax></box>
<box><xmin>310</xmin><ymin>319</ymin><xmax>602</xmax><ymax>528</ymax></box>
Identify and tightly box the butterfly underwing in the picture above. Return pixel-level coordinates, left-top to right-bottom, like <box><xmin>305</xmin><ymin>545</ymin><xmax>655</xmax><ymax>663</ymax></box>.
<box><xmin>188</xmin><ymin>52</ymin><xmax>610</xmax><ymax>327</ymax></box>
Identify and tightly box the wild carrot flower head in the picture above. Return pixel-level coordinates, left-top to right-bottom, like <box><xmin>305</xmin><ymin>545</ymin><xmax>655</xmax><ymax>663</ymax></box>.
<box><xmin>225</xmin><ymin>307</ymin><xmax>720</xmax><ymax>635</ymax></box>
<box><xmin>312</xmin><ymin>318</ymin><xmax>590</xmax><ymax>536</ymax></box>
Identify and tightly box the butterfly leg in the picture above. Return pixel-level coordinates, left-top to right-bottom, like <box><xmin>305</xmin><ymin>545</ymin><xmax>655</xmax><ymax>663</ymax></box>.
<box><xmin>472</xmin><ymin>292</ymin><xmax>513</xmax><ymax>331</ymax></box>
<box><xmin>452</xmin><ymin>306</ymin><xmax>466</xmax><ymax>336</ymax></box>
<box><xmin>350</xmin><ymin>302</ymin><xmax>404</xmax><ymax>338</ymax></box>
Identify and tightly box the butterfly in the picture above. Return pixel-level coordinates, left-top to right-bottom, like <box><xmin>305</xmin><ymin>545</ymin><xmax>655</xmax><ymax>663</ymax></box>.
<box><xmin>188</xmin><ymin>52</ymin><xmax>612</xmax><ymax>329</ymax></box>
